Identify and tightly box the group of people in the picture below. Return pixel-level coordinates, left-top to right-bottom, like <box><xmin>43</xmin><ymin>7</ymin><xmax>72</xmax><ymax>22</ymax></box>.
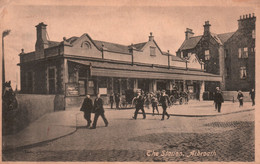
<box><xmin>80</xmin><ymin>94</ymin><xmax>108</xmax><ymax>129</ymax></box>
<box><xmin>109</xmin><ymin>92</ymin><xmax>121</xmax><ymax>109</ymax></box>
<box><xmin>132</xmin><ymin>90</ymin><xmax>171</xmax><ymax>120</ymax></box>
<box><xmin>213</xmin><ymin>87</ymin><xmax>255</xmax><ymax>113</ymax></box>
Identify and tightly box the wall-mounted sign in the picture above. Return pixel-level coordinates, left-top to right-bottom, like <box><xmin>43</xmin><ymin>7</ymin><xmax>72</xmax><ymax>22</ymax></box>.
<box><xmin>99</xmin><ymin>88</ymin><xmax>107</xmax><ymax>95</ymax></box>
<box><xmin>66</xmin><ymin>83</ymin><xmax>79</xmax><ymax>96</ymax></box>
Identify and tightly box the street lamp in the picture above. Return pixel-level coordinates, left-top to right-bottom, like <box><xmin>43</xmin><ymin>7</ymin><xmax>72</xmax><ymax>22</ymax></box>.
<box><xmin>2</xmin><ymin>29</ymin><xmax>11</xmax><ymax>94</ymax></box>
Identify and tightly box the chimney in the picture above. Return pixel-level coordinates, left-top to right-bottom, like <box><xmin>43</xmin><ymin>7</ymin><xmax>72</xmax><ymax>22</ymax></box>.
<box><xmin>149</xmin><ymin>32</ymin><xmax>154</xmax><ymax>41</ymax></box>
<box><xmin>203</xmin><ymin>21</ymin><xmax>211</xmax><ymax>36</ymax></box>
<box><xmin>35</xmin><ymin>22</ymin><xmax>48</xmax><ymax>59</ymax></box>
<box><xmin>185</xmin><ymin>28</ymin><xmax>194</xmax><ymax>40</ymax></box>
<box><xmin>238</xmin><ymin>13</ymin><xmax>256</xmax><ymax>29</ymax></box>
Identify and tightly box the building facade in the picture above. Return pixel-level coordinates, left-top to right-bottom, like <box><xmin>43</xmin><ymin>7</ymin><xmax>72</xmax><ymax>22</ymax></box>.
<box><xmin>224</xmin><ymin>14</ymin><xmax>256</xmax><ymax>91</ymax></box>
<box><xmin>176</xmin><ymin>14</ymin><xmax>256</xmax><ymax>92</ymax></box>
<box><xmin>19</xmin><ymin>23</ymin><xmax>221</xmax><ymax>107</ymax></box>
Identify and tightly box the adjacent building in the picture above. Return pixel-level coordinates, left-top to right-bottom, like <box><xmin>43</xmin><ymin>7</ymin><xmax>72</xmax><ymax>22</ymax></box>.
<box><xmin>176</xmin><ymin>13</ymin><xmax>256</xmax><ymax>92</ymax></box>
<box><xmin>18</xmin><ymin>23</ymin><xmax>221</xmax><ymax>107</ymax></box>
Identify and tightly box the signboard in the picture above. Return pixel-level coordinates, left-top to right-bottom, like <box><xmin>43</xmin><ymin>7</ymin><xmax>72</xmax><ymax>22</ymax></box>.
<box><xmin>65</xmin><ymin>83</ymin><xmax>79</xmax><ymax>96</ymax></box>
<box><xmin>99</xmin><ymin>88</ymin><xmax>107</xmax><ymax>95</ymax></box>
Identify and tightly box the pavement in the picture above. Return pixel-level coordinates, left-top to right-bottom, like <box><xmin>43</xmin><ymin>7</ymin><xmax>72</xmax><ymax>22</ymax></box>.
<box><xmin>2</xmin><ymin>100</ymin><xmax>255</xmax><ymax>152</ymax></box>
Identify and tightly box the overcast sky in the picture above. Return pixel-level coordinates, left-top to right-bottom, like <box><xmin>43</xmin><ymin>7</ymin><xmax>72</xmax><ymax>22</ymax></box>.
<box><xmin>0</xmin><ymin>0</ymin><xmax>258</xmax><ymax>89</ymax></box>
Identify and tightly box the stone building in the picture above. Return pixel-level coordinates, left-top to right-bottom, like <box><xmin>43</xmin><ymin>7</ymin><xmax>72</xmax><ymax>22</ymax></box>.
<box><xmin>18</xmin><ymin>22</ymin><xmax>221</xmax><ymax>107</ymax></box>
<box><xmin>224</xmin><ymin>14</ymin><xmax>256</xmax><ymax>91</ymax></box>
<box><xmin>176</xmin><ymin>13</ymin><xmax>256</xmax><ymax>92</ymax></box>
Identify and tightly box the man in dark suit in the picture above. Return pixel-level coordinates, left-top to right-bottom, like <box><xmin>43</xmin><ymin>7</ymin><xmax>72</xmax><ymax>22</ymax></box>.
<box><xmin>132</xmin><ymin>91</ymin><xmax>146</xmax><ymax>119</ymax></box>
<box><xmin>214</xmin><ymin>87</ymin><xmax>224</xmax><ymax>113</ymax></box>
<box><xmin>115</xmin><ymin>93</ymin><xmax>120</xmax><ymax>109</ymax></box>
<box><xmin>249</xmin><ymin>88</ymin><xmax>255</xmax><ymax>106</ymax></box>
<box><xmin>90</xmin><ymin>94</ymin><xmax>109</xmax><ymax>129</ymax></box>
<box><xmin>80</xmin><ymin>95</ymin><xmax>93</xmax><ymax>128</ymax></box>
<box><xmin>160</xmin><ymin>90</ymin><xmax>171</xmax><ymax>120</ymax></box>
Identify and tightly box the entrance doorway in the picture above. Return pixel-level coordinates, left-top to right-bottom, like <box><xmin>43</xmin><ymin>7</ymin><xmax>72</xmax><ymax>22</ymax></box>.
<box><xmin>157</xmin><ymin>81</ymin><xmax>167</xmax><ymax>91</ymax></box>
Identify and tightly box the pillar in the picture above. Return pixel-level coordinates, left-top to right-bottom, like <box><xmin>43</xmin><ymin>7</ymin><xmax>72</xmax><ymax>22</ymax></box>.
<box><xmin>149</xmin><ymin>80</ymin><xmax>153</xmax><ymax>93</ymax></box>
<box><xmin>118</xmin><ymin>79</ymin><xmax>122</xmax><ymax>95</ymax></box>
<box><xmin>63</xmin><ymin>59</ymin><xmax>69</xmax><ymax>94</ymax></box>
<box><xmin>134</xmin><ymin>79</ymin><xmax>138</xmax><ymax>91</ymax></box>
<box><xmin>183</xmin><ymin>80</ymin><xmax>187</xmax><ymax>92</ymax></box>
<box><xmin>219</xmin><ymin>45</ymin><xmax>225</xmax><ymax>90</ymax></box>
<box><xmin>153</xmin><ymin>80</ymin><xmax>157</xmax><ymax>92</ymax></box>
<box><xmin>200</xmin><ymin>81</ymin><xmax>205</xmax><ymax>101</ymax></box>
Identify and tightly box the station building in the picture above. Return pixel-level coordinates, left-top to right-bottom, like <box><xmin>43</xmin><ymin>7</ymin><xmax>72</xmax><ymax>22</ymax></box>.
<box><xmin>18</xmin><ymin>23</ymin><xmax>221</xmax><ymax>107</ymax></box>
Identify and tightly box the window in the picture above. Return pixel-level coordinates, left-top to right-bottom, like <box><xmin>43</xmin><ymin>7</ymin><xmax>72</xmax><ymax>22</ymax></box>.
<box><xmin>224</xmin><ymin>49</ymin><xmax>228</xmax><ymax>58</ymax></box>
<box><xmin>150</xmin><ymin>47</ymin><xmax>156</xmax><ymax>56</ymax></box>
<box><xmin>79</xmin><ymin>80</ymin><xmax>86</xmax><ymax>96</ymax></box>
<box><xmin>238</xmin><ymin>48</ymin><xmax>242</xmax><ymax>58</ymax></box>
<box><xmin>205</xmin><ymin>50</ymin><xmax>210</xmax><ymax>60</ymax></box>
<box><xmin>26</xmin><ymin>71</ymin><xmax>34</xmax><ymax>93</ymax></box>
<box><xmin>243</xmin><ymin>47</ymin><xmax>248</xmax><ymax>58</ymax></box>
<box><xmin>48</xmin><ymin>68</ymin><xmax>56</xmax><ymax>94</ymax></box>
<box><xmin>252</xmin><ymin>30</ymin><xmax>255</xmax><ymax>39</ymax></box>
<box><xmin>81</xmin><ymin>41</ymin><xmax>92</xmax><ymax>49</ymax></box>
<box><xmin>180</xmin><ymin>51</ymin><xmax>184</xmax><ymax>58</ymax></box>
<box><xmin>240</xmin><ymin>66</ymin><xmax>247</xmax><ymax>79</ymax></box>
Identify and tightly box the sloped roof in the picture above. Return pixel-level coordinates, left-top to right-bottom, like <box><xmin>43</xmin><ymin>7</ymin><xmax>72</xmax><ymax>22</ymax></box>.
<box><xmin>178</xmin><ymin>31</ymin><xmax>235</xmax><ymax>51</ymax></box>
<box><xmin>162</xmin><ymin>51</ymin><xmax>185</xmax><ymax>61</ymax></box>
<box><xmin>93</xmin><ymin>40</ymin><xmax>130</xmax><ymax>54</ymax></box>
<box><xmin>179</xmin><ymin>36</ymin><xmax>202</xmax><ymax>50</ymax></box>
<box><xmin>48</xmin><ymin>41</ymin><xmax>60</xmax><ymax>48</ymax></box>
<box><xmin>131</xmin><ymin>42</ymin><xmax>147</xmax><ymax>50</ymax></box>
<box><xmin>217</xmin><ymin>32</ymin><xmax>235</xmax><ymax>43</ymax></box>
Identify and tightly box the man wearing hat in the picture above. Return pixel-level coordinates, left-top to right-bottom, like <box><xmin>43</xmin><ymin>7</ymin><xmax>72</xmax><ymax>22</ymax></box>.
<box><xmin>132</xmin><ymin>90</ymin><xmax>146</xmax><ymax>119</ymax></box>
<box><xmin>160</xmin><ymin>90</ymin><xmax>171</xmax><ymax>120</ymax></box>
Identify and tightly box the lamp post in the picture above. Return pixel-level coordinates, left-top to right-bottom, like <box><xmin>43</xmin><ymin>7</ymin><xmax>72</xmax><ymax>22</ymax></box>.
<box><xmin>2</xmin><ymin>30</ymin><xmax>11</xmax><ymax>94</ymax></box>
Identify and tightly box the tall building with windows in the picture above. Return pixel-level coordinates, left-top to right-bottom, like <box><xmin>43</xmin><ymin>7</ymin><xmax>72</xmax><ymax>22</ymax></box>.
<box><xmin>224</xmin><ymin>14</ymin><xmax>256</xmax><ymax>91</ymax></box>
<box><xmin>176</xmin><ymin>14</ymin><xmax>256</xmax><ymax>92</ymax></box>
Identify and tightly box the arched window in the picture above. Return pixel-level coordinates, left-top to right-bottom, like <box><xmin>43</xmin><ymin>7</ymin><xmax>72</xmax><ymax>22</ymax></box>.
<box><xmin>81</xmin><ymin>41</ymin><xmax>92</xmax><ymax>49</ymax></box>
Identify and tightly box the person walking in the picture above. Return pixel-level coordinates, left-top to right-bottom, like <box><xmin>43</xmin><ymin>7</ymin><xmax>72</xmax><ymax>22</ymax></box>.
<box><xmin>160</xmin><ymin>90</ymin><xmax>171</xmax><ymax>120</ymax></box>
<box><xmin>80</xmin><ymin>95</ymin><xmax>93</xmax><ymax>128</ymax></box>
<box><xmin>237</xmin><ymin>90</ymin><xmax>244</xmax><ymax>107</ymax></box>
<box><xmin>90</xmin><ymin>94</ymin><xmax>108</xmax><ymax>129</ymax></box>
<box><xmin>214</xmin><ymin>87</ymin><xmax>224</xmax><ymax>113</ymax></box>
<box><xmin>132</xmin><ymin>91</ymin><xmax>146</xmax><ymax>119</ymax></box>
<box><xmin>249</xmin><ymin>88</ymin><xmax>255</xmax><ymax>106</ymax></box>
<box><xmin>115</xmin><ymin>93</ymin><xmax>120</xmax><ymax>109</ymax></box>
<box><xmin>109</xmin><ymin>92</ymin><xmax>114</xmax><ymax>109</ymax></box>
<box><xmin>151</xmin><ymin>93</ymin><xmax>159</xmax><ymax>115</ymax></box>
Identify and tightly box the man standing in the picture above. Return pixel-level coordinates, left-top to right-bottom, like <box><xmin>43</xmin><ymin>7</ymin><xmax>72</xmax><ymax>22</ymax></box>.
<box><xmin>109</xmin><ymin>92</ymin><xmax>114</xmax><ymax>109</ymax></box>
<box><xmin>214</xmin><ymin>87</ymin><xmax>224</xmax><ymax>113</ymax></box>
<box><xmin>249</xmin><ymin>88</ymin><xmax>255</xmax><ymax>106</ymax></box>
<box><xmin>160</xmin><ymin>90</ymin><xmax>171</xmax><ymax>120</ymax></box>
<box><xmin>90</xmin><ymin>94</ymin><xmax>109</xmax><ymax>129</ymax></box>
<box><xmin>237</xmin><ymin>90</ymin><xmax>244</xmax><ymax>107</ymax></box>
<box><xmin>132</xmin><ymin>91</ymin><xmax>146</xmax><ymax>119</ymax></box>
<box><xmin>80</xmin><ymin>95</ymin><xmax>93</xmax><ymax>128</ymax></box>
<box><xmin>115</xmin><ymin>93</ymin><xmax>120</xmax><ymax>109</ymax></box>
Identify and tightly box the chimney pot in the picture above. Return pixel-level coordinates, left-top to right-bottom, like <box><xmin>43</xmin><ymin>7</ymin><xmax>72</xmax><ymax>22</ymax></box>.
<box><xmin>149</xmin><ymin>32</ymin><xmax>154</xmax><ymax>41</ymax></box>
<box><xmin>249</xmin><ymin>14</ymin><xmax>251</xmax><ymax>18</ymax></box>
<box><xmin>63</xmin><ymin>37</ymin><xmax>67</xmax><ymax>41</ymax></box>
<box><xmin>21</xmin><ymin>49</ymin><xmax>24</xmax><ymax>53</ymax></box>
<box><xmin>253</xmin><ymin>13</ymin><xmax>255</xmax><ymax>17</ymax></box>
<box><xmin>246</xmin><ymin>14</ymin><xmax>248</xmax><ymax>18</ymax></box>
<box><xmin>240</xmin><ymin>15</ymin><xmax>242</xmax><ymax>19</ymax></box>
<box><xmin>243</xmin><ymin>15</ymin><xmax>245</xmax><ymax>19</ymax></box>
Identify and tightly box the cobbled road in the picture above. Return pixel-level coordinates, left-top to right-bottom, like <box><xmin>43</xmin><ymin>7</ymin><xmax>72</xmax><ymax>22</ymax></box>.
<box><xmin>2</xmin><ymin>107</ymin><xmax>254</xmax><ymax>162</ymax></box>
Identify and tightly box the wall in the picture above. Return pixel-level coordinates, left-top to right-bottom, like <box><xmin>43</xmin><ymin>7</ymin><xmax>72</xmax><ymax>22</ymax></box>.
<box><xmin>16</xmin><ymin>94</ymin><xmax>65</xmax><ymax>121</ymax></box>
<box><xmin>133</xmin><ymin>41</ymin><xmax>168</xmax><ymax>66</ymax></box>
<box><xmin>3</xmin><ymin>94</ymin><xmax>65</xmax><ymax>135</ymax></box>
<box><xmin>222</xmin><ymin>91</ymin><xmax>251</xmax><ymax>102</ymax></box>
<box><xmin>103</xmin><ymin>51</ymin><xmax>131</xmax><ymax>62</ymax></box>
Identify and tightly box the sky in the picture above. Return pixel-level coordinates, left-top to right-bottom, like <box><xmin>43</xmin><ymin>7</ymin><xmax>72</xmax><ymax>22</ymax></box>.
<box><xmin>0</xmin><ymin>0</ymin><xmax>258</xmax><ymax>89</ymax></box>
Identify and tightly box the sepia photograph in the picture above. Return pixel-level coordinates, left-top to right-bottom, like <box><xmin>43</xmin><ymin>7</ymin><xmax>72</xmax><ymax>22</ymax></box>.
<box><xmin>1</xmin><ymin>0</ymin><xmax>259</xmax><ymax>162</ymax></box>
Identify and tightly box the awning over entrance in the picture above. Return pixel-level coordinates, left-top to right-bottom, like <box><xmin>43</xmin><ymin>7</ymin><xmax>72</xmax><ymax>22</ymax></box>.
<box><xmin>67</xmin><ymin>59</ymin><xmax>222</xmax><ymax>82</ymax></box>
